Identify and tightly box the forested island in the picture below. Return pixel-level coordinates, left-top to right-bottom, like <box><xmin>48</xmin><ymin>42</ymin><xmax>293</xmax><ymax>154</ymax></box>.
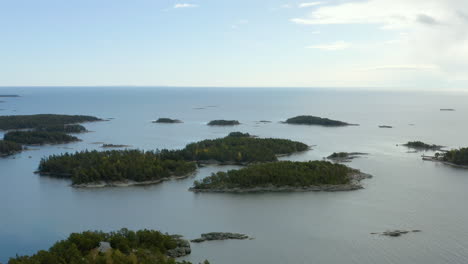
<box><xmin>403</xmin><ymin>141</ymin><xmax>443</xmax><ymax>150</ymax></box>
<box><xmin>0</xmin><ymin>114</ymin><xmax>101</xmax><ymax>130</ymax></box>
<box><xmin>153</xmin><ymin>118</ymin><xmax>183</xmax><ymax>123</ymax></box>
<box><xmin>38</xmin><ymin>150</ymin><xmax>197</xmax><ymax>187</ymax></box>
<box><xmin>190</xmin><ymin>160</ymin><xmax>371</xmax><ymax>193</ymax></box>
<box><xmin>284</xmin><ymin>115</ymin><xmax>352</xmax><ymax>126</ymax></box>
<box><xmin>379</xmin><ymin>125</ymin><xmax>393</xmax><ymax>128</ymax></box>
<box><xmin>0</xmin><ymin>95</ymin><xmax>19</xmax><ymax>97</ymax></box>
<box><xmin>35</xmin><ymin>124</ymin><xmax>87</xmax><ymax>133</ymax></box>
<box><xmin>8</xmin><ymin>228</ymin><xmax>207</xmax><ymax>264</ymax></box>
<box><xmin>207</xmin><ymin>120</ymin><xmax>240</xmax><ymax>126</ymax></box>
<box><xmin>160</xmin><ymin>132</ymin><xmax>309</xmax><ymax>164</ymax></box>
<box><xmin>327</xmin><ymin>152</ymin><xmax>367</xmax><ymax>162</ymax></box>
<box><xmin>0</xmin><ymin>140</ymin><xmax>23</xmax><ymax>156</ymax></box>
<box><xmin>4</xmin><ymin>131</ymin><xmax>80</xmax><ymax>145</ymax></box>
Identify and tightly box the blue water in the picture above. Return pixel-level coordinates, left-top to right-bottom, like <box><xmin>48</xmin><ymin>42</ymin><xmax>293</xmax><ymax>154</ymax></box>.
<box><xmin>1</xmin><ymin>87</ymin><xmax>468</xmax><ymax>263</ymax></box>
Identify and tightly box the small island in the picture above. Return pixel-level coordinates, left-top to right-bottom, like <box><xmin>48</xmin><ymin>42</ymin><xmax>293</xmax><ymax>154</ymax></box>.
<box><xmin>8</xmin><ymin>228</ymin><xmax>204</xmax><ymax>264</ymax></box>
<box><xmin>4</xmin><ymin>131</ymin><xmax>80</xmax><ymax>145</ymax></box>
<box><xmin>101</xmin><ymin>144</ymin><xmax>132</xmax><ymax>148</ymax></box>
<box><xmin>190</xmin><ymin>160</ymin><xmax>371</xmax><ymax>193</ymax></box>
<box><xmin>0</xmin><ymin>114</ymin><xmax>102</xmax><ymax>130</ymax></box>
<box><xmin>284</xmin><ymin>115</ymin><xmax>353</xmax><ymax>126</ymax></box>
<box><xmin>327</xmin><ymin>152</ymin><xmax>367</xmax><ymax>162</ymax></box>
<box><xmin>207</xmin><ymin>120</ymin><xmax>240</xmax><ymax>126</ymax></box>
<box><xmin>169</xmin><ymin>132</ymin><xmax>309</xmax><ymax>164</ymax></box>
<box><xmin>0</xmin><ymin>94</ymin><xmax>20</xmax><ymax>97</ymax></box>
<box><xmin>440</xmin><ymin>108</ymin><xmax>455</xmax><ymax>111</ymax></box>
<box><xmin>403</xmin><ymin>141</ymin><xmax>443</xmax><ymax>151</ymax></box>
<box><xmin>379</xmin><ymin>125</ymin><xmax>393</xmax><ymax>128</ymax></box>
<box><xmin>0</xmin><ymin>140</ymin><xmax>23</xmax><ymax>157</ymax></box>
<box><xmin>153</xmin><ymin>118</ymin><xmax>183</xmax><ymax>124</ymax></box>
<box><xmin>191</xmin><ymin>232</ymin><xmax>250</xmax><ymax>243</ymax></box>
<box><xmin>38</xmin><ymin>149</ymin><xmax>197</xmax><ymax>187</ymax></box>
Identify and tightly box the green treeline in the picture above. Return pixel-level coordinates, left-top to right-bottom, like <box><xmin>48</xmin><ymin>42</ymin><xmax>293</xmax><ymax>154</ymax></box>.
<box><xmin>159</xmin><ymin>133</ymin><xmax>308</xmax><ymax>163</ymax></box>
<box><xmin>0</xmin><ymin>140</ymin><xmax>22</xmax><ymax>156</ymax></box>
<box><xmin>285</xmin><ymin>115</ymin><xmax>349</xmax><ymax>126</ymax></box>
<box><xmin>0</xmin><ymin>114</ymin><xmax>101</xmax><ymax>130</ymax></box>
<box><xmin>442</xmin><ymin>148</ymin><xmax>468</xmax><ymax>165</ymax></box>
<box><xmin>192</xmin><ymin>160</ymin><xmax>353</xmax><ymax>189</ymax></box>
<box><xmin>4</xmin><ymin>131</ymin><xmax>80</xmax><ymax>145</ymax></box>
<box><xmin>38</xmin><ymin>150</ymin><xmax>197</xmax><ymax>184</ymax></box>
<box><xmin>403</xmin><ymin>141</ymin><xmax>441</xmax><ymax>150</ymax></box>
<box><xmin>207</xmin><ymin>120</ymin><xmax>240</xmax><ymax>126</ymax></box>
<box><xmin>36</xmin><ymin>124</ymin><xmax>87</xmax><ymax>133</ymax></box>
<box><xmin>9</xmin><ymin>228</ymin><xmax>203</xmax><ymax>264</ymax></box>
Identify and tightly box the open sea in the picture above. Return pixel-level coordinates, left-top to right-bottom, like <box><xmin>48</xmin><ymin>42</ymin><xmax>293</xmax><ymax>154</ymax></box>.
<box><xmin>1</xmin><ymin>87</ymin><xmax>468</xmax><ymax>264</ymax></box>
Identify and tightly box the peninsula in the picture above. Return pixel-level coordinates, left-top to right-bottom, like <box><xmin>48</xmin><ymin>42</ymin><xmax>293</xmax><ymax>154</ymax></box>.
<box><xmin>4</xmin><ymin>131</ymin><xmax>80</xmax><ymax>145</ymax></box>
<box><xmin>284</xmin><ymin>115</ymin><xmax>354</xmax><ymax>126</ymax></box>
<box><xmin>190</xmin><ymin>160</ymin><xmax>371</xmax><ymax>193</ymax></box>
<box><xmin>0</xmin><ymin>114</ymin><xmax>102</xmax><ymax>130</ymax></box>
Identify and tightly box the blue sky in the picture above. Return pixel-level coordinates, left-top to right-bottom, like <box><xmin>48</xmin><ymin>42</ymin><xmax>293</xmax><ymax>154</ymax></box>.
<box><xmin>0</xmin><ymin>0</ymin><xmax>467</xmax><ymax>89</ymax></box>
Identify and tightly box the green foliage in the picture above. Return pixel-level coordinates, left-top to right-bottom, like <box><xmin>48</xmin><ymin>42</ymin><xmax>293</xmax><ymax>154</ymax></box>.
<box><xmin>4</xmin><ymin>131</ymin><xmax>80</xmax><ymax>145</ymax></box>
<box><xmin>285</xmin><ymin>115</ymin><xmax>349</xmax><ymax>126</ymax></box>
<box><xmin>192</xmin><ymin>160</ymin><xmax>353</xmax><ymax>189</ymax></box>
<box><xmin>38</xmin><ymin>150</ymin><xmax>197</xmax><ymax>184</ymax></box>
<box><xmin>403</xmin><ymin>141</ymin><xmax>441</xmax><ymax>150</ymax></box>
<box><xmin>8</xmin><ymin>228</ymin><xmax>194</xmax><ymax>264</ymax></box>
<box><xmin>36</xmin><ymin>124</ymin><xmax>87</xmax><ymax>133</ymax></box>
<box><xmin>207</xmin><ymin>120</ymin><xmax>240</xmax><ymax>126</ymax></box>
<box><xmin>0</xmin><ymin>114</ymin><xmax>101</xmax><ymax>130</ymax></box>
<box><xmin>442</xmin><ymin>148</ymin><xmax>468</xmax><ymax>165</ymax></box>
<box><xmin>227</xmin><ymin>132</ymin><xmax>250</xmax><ymax>137</ymax></box>
<box><xmin>0</xmin><ymin>140</ymin><xmax>22</xmax><ymax>156</ymax></box>
<box><xmin>328</xmin><ymin>152</ymin><xmax>349</xmax><ymax>158</ymax></box>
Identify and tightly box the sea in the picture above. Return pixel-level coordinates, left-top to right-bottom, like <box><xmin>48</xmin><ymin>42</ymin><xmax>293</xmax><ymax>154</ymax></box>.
<box><xmin>1</xmin><ymin>87</ymin><xmax>468</xmax><ymax>264</ymax></box>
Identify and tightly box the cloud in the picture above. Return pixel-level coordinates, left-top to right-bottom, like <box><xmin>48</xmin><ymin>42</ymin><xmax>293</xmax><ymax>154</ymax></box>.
<box><xmin>174</xmin><ymin>3</ymin><xmax>198</xmax><ymax>9</ymax></box>
<box><xmin>307</xmin><ymin>41</ymin><xmax>350</xmax><ymax>50</ymax></box>
<box><xmin>416</xmin><ymin>14</ymin><xmax>438</xmax><ymax>25</ymax></box>
<box><xmin>299</xmin><ymin>2</ymin><xmax>323</xmax><ymax>8</ymax></box>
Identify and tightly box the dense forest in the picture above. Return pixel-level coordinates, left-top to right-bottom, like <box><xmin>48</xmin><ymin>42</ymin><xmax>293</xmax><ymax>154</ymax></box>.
<box><xmin>9</xmin><ymin>228</ymin><xmax>208</xmax><ymax>264</ymax></box>
<box><xmin>441</xmin><ymin>148</ymin><xmax>468</xmax><ymax>165</ymax></box>
<box><xmin>192</xmin><ymin>160</ymin><xmax>354</xmax><ymax>190</ymax></box>
<box><xmin>0</xmin><ymin>140</ymin><xmax>22</xmax><ymax>156</ymax></box>
<box><xmin>158</xmin><ymin>132</ymin><xmax>309</xmax><ymax>163</ymax></box>
<box><xmin>36</xmin><ymin>124</ymin><xmax>87</xmax><ymax>133</ymax></box>
<box><xmin>38</xmin><ymin>150</ymin><xmax>197</xmax><ymax>185</ymax></box>
<box><xmin>403</xmin><ymin>141</ymin><xmax>442</xmax><ymax>150</ymax></box>
<box><xmin>4</xmin><ymin>131</ymin><xmax>80</xmax><ymax>145</ymax></box>
<box><xmin>207</xmin><ymin>120</ymin><xmax>240</xmax><ymax>126</ymax></box>
<box><xmin>284</xmin><ymin>115</ymin><xmax>350</xmax><ymax>126</ymax></box>
<box><xmin>153</xmin><ymin>118</ymin><xmax>182</xmax><ymax>123</ymax></box>
<box><xmin>0</xmin><ymin>114</ymin><xmax>101</xmax><ymax>130</ymax></box>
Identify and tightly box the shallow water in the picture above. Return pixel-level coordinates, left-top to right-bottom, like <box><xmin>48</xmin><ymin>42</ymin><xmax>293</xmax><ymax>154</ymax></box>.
<box><xmin>1</xmin><ymin>87</ymin><xmax>468</xmax><ymax>263</ymax></box>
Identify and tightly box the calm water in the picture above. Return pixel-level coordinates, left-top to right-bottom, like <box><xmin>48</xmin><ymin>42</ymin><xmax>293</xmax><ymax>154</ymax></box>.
<box><xmin>1</xmin><ymin>87</ymin><xmax>468</xmax><ymax>264</ymax></box>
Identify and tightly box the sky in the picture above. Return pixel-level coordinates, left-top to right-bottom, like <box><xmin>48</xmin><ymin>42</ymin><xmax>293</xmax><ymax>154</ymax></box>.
<box><xmin>0</xmin><ymin>0</ymin><xmax>467</xmax><ymax>89</ymax></box>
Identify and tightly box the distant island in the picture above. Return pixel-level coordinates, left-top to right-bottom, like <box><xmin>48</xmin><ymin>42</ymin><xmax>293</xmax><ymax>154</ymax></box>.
<box><xmin>36</xmin><ymin>124</ymin><xmax>88</xmax><ymax>133</ymax></box>
<box><xmin>153</xmin><ymin>118</ymin><xmax>183</xmax><ymax>124</ymax></box>
<box><xmin>101</xmin><ymin>144</ymin><xmax>131</xmax><ymax>148</ymax></box>
<box><xmin>190</xmin><ymin>160</ymin><xmax>371</xmax><ymax>193</ymax></box>
<box><xmin>0</xmin><ymin>114</ymin><xmax>102</xmax><ymax>130</ymax></box>
<box><xmin>379</xmin><ymin>125</ymin><xmax>393</xmax><ymax>128</ymax></box>
<box><xmin>8</xmin><ymin>228</ymin><xmax>204</xmax><ymax>264</ymax></box>
<box><xmin>0</xmin><ymin>140</ymin><xmax>23</xmax><ymax>157</ymax></box>
<box><xmin>284</xmin><ymin>115</ymin><xmax>354</xmax><ymax>126</ymax></box>
<box><xmin>38</xmin><ymin>149</ymin><xmax>197</xmax><ymax>187</ymax></box>
<box><xmin>0</xmin><ymin>95</ymin><xmax>20</xmax><ymax>97</ymax></box>
<box><xmin>440</xmin><ymin>108</ymin><xmax>455</xmax><ymax>111</ymax></box>
<box><xmin>327</xmin><ymin>152</ymin><xmax>367</xmax><ymax>162</ymax></box>
<box><xmin>403</xmin><ymin>141</ymin><xmax>443</xmax><ymax>150</ymax></box>
<box><xmin>207</xmin><ymin>120</ymin><xmax>240</xmax><ymax>126</ymax></box>
<box><xmin>4</xmin><ymin>131</ymin><xmax>80</xmax><ymax>145</ymax></box>
<box><xmin>164</xmin><ymin>132</ymin><xmax>309</xmax><ymax>164</ymax></box>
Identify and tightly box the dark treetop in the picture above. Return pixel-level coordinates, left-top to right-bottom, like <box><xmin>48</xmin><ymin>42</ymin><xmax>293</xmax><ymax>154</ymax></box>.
<box><xmin>207</xmin><ymin>120</ymin><xmax>240</xmax><ymax>126</ymax></box>
<box><xmin>192</xmin><ymin>160</ymin><xmax>354</xmax><ymax>190</ymax></box>
<box><xmin>153</xmin><ymin>118</ymin><xmax>183</xmax><ymax>123</ymax></box>
<box><xmin>403</xmin><ymin>141</ymin><xmax>443</xmax><ymax>150</ymax></box>
<box><xmin>38</xmin><ymin>150</ymin><xmax>197</xmax><ymax>185</ymax></box>
<box><xmin>35</xmin><ymin>124</ymin><xmax>87</xmax><ymax>133</ymax></box>
<box><xmin>9</xmin><ymin>228</ymin><xmax>204</xmax><ymax>264</ymax></box>
<box><xmin>0</xmin><ymin>114</ymin><xmax>101</xmax><ymax>130</ymax></box>
<box><xmin>159</xmin><ymin>132</ymin><xmax>309</xmax><ymax>163</ymax></box>
<box><xmin>284</xmin><ymin>115</ymin><xmax>351</xmax><ymax>126</ymax></box>
<box><xmin>4</xmin><ymin>131</ymin><xmax>80</xmax><ymax>145</ymax></box>
<box><xmin>441</xmin><ymin>148</ymin><xmax>468</xmax><ymax>165</ymax></box>
<box><xmin>0</xmin><ymin>140</ymin><xmax>22</xmax><ymax>156</ymax></box>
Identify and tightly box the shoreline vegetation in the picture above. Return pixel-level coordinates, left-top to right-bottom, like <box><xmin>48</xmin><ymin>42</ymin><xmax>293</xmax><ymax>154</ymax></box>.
<box><xmin>8</xmin><ymin>228</ymin><xmax>208</xmax><ymax>264</ymax></box>
<box><xmin>283</xmin><ymin>115</ymin><xmax>356</xmax><ymax>126</ymax></box>
<box><xmin>37</xmin><ymin>132</ymin><xmax>309</xmax><ymax>187</ymax></box>
<box><xmin>326</xmin><ymin>152</ymin><xmax>367</xmax><ymax>162</ymax></box>
<box><xmin>0</xmin><ymin>114</ymin><xmax>102</xmax><ymax>130</ymax></box>
<box><xmin>0</xmin><ymin>140</ymin><xmax>23</xmax><ymax>157</ymax></box>
<box><xmin>153</xmin><ymin>118</ymin><xmax>183</xmax><ymax>124</ymax></box>
<box><xmin>4</xmin><ymin>131</ymin><xmax>80</xmax><ymax>145</ymax></box>
<box><xmin>402</xmin><ymin>141</ymin><xmax>443</xmax><ymax>151</ymax></box>
<box><xmin>423</xmin><ymin>148</ymin><xmax>468</xmax><ymax>168</ymax></box>
<box><xmin>207</xmin><ymin>120</ymin><xmax>240</xmax><ymax>126</ymax></box>
<box><xmin>190</xmin><ymin>161</ymin><xmax>371</xmax><ymax>193</ymax></box>
<box><xmin>101</xmin><ymin>144</ymin><xmax>132</xmax><ymax>148</ymax></box>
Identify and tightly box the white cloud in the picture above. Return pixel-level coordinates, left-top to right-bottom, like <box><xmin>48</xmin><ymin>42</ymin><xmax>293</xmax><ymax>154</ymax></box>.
<box><xmin>299</xmin><ymin>2</ymin><xmax>323</xmax><ymax>8</ymax></box>
<box><xmin>174</xmin><ymin>3</ymin><xmax>198</xmax><ymax>9</ymax></box>
<box><xmin>307</xmin><ymin>41</ymin><xmax>350</xmax><ymax>50</ymax></box>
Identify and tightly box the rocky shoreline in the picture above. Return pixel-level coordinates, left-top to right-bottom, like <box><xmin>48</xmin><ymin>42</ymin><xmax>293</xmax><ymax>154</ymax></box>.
<box><xmin>422</xmin><ymin>156</ymin><xmax>468</xmax><ymax>169</ymax></box>
<box><xmin>189</xmin><ymin>172</ymin><xmax>372</xmax><ymax>193</ymax></box>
